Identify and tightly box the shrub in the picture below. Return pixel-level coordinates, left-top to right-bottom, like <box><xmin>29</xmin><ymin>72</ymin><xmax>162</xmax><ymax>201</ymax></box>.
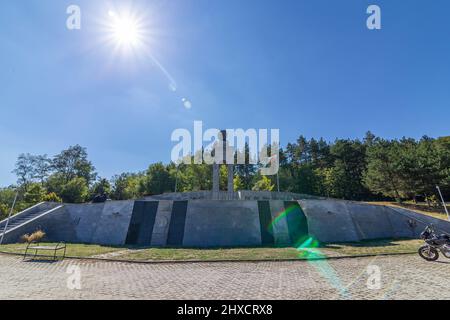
<box><xmin>43</xmin><ymin>192</ymin><xmax>62</xmax><ymax>203</ymax></box>
<box><xmin>60</xmin><ymin>177</ymin><xmax>89</xmax><ymax>203</ymax></box>
<box><xmin>21</xmin><ymin>230</ymin><xmax>46</xmax><ymax>243</ymax></box>
<box><xmin>23</xmin><ymin>183</ymin><xmax>45</xmax><ymax>204</ymax></box>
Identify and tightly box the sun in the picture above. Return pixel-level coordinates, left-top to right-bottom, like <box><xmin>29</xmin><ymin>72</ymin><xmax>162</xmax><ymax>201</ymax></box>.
<box><xmin>107</xmin><ymin>10</ymin><xmax>143</xmax><ymax>49</ymax></box>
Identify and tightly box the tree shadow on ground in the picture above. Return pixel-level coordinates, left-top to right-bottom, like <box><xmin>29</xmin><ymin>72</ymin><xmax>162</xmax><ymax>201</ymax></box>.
<box><xmin>322</xmin><ymin>238</ymin><xmax>416</xmax><ymax>249</ymax></box>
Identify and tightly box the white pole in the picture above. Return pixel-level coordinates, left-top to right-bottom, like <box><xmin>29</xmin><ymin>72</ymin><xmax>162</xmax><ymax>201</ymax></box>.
<box><xmin>436</xmin><ymin>186</ymin><xmax>449</xmax><ymax>221</ymax></box>
<box><xmin>0</xmin><ymin>190</ymin><xmax>19</xmax><ymax>245</ymax></box>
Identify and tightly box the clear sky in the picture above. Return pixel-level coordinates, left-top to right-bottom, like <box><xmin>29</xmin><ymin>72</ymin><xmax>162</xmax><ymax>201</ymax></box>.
<box><xmin>0</xmin><ymin>0</ymin><xmax>449</xmax><ymax>186</ymax></box>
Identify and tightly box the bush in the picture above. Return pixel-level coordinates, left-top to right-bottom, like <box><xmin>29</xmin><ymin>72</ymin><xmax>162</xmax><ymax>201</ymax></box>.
<box><xmin>0</xmin><ymin>203</ymin><xmax>9</xmax><ymax>221</ymax></box>
<box><xmin>23</xmin><ymin>183</ymin><xmax>45</xmax><ymax>203</ymax></box>
<box><xmin>60</xmin><ymin>177</ymin><xmax>89</xmax><ymax>203</ymax></box>
<box><xmin>43</xmin><ymin>192</ymin><xmax>62</xmax><ymax>203</ymax></box>
<box><xmin>21</xmin><ymin>230</ymin><xmax>46</xmax><ymax>243</ymax></box>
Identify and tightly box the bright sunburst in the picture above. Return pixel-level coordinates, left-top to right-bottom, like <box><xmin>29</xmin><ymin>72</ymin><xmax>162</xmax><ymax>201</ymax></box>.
<box><xmin>104</xmin><ymin>9</ymin><xmax>146</xmax><ymax>53</ymax></box>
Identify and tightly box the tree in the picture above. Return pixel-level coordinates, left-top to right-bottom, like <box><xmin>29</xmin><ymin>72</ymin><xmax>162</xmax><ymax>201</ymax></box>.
<box><xmin>233</xmin><ymin>175</ymin><xmax>245</xmax><ymax>191</ymax></box>
<box><xmin>140</xmin><ymin>163</ymin><xmax>174</xmax><ymax>195</ymax></box>
<box><xmin>328</xmin><ymin>139</ymin><xmax>369</xmax><ymax>200</ymax></box>
<box><xmin>398</xmin><ymin>137</ymin><xmax>449</xmax><ymax>204</ymax></box>
<box><xmin>176</xmin><ymin>162</ymin><xmax>212</xmax><ymax>192</ymax></box>
<box><xmin>23</xmin><ymin>183</ymin><xmax>46</xmax><ymax>204</ymax></box>
<box><xmin>90</xmin><ymin>178</ymin><xmax>111</xmax><ymax>198</ymax></box>
<box><xmin>33</xmin><ymin>155</ymin><xmax>52</xmax><ymax>184</ymax></box>
<box><xmin>59</xmin><ymin>177</ymin><xmax>89</xmax><ymax>203</ymax></box>
<box><xmin>235</xmin><ymin>142</ymin><xmax>258</xmax><ymax>190</ymax></box>
<box><xmin>252</xmin><ymin>176</ymin><xmax>275</xmax><ymax>191</ymax></box>
<box><xmin>52</xmin><ymin>145</ymin><xmax>96</xmax><ymax>184</ymax></box>
<box><xmin>111</xmin><ymin>173</ymin><xmax>143</xmax><ymax>200</ymax></box>
<box><xmin>364</xmin><ymin>139</ymin><xmax>404</xmax><ymax>200</ymax></box>
<box><xmin>0</xmin><ymin>187</ymin><xmax>17</xmax><ymax>220</ymax></box>
<box><xmin>13</xmin><ymin>153</ymin><xmax>35</xmax><ymax>189</ymax></box>
<box><xmin>43</xmin><ymin>192</ymin><xmax>62</xmax><ymax>203</ymax></box>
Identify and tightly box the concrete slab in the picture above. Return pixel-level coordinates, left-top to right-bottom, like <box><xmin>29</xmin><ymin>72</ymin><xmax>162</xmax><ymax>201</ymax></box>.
<box><xmin>151</xmin><ymin>201</ymin><xmax>173</xmax><ymax>246</ymax></box>
<box><xmin>66</xmin><ymin>203</ymin><xmax>105</xmax><ymax>243</ymax></box>
<box><xmin>182</xmin><ymin>200</ymin><xmax>262</xmax><ymax>247</ymax></box>
<box><xmin>299</xmin><ymin>200</ymin><xmax>360</xmax><ymax>243</ymax></box>
<box><xmin>91</xmin><ymin>200</ymin><xmax>135</xmax><ymax>245</ymax></box>
<box><xmin>347</xmin><ymin>203</ymin><xmax>394</xmax><ymax>240</ymax></box>
<box><xmin>269</xmin><ymin>200</ymin><xmax>291</xmax><ymax>246</ymax></box>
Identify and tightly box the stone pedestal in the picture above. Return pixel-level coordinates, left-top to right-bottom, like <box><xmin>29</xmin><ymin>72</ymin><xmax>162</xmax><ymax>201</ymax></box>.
<box><xmin>213</xmin><ymin>164</ymin><xmax>220</xmax><ymax>193</ymax></box>
<box><xmin>227</xmin><ymin>164</ymin><xmax>234</xmax><ymax>193</ymax></box>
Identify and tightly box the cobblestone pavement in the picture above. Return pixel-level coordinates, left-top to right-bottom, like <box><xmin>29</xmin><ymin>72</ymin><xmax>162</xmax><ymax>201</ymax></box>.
<box><xmin>1</xmin><ymin>253</ymin><xmax>450</xmax><ymax>300</ymax></box>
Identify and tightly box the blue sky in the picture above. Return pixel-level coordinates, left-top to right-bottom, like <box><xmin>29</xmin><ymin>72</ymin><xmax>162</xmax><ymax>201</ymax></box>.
<box><xmin>0</xmin><ymin>0</ymin><xmax>449</xmax><ymax>186</ymax></box>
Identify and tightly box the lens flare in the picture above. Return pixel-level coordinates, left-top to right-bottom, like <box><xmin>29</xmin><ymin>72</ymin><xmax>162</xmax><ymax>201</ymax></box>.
<box><xmin>268</xmin><ymin>205</ymin><xmax>350</xmax><ymax>299</ymax></box>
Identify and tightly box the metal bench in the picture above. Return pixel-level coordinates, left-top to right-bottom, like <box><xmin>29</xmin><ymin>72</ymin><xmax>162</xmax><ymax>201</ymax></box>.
<box><xmin>24</xmin><ymin>242</ymin><xmax>67</xmax><ymax>261</ymax></box>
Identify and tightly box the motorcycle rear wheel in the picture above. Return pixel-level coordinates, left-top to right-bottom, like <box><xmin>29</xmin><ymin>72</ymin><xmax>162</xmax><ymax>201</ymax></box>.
<box><xmin>418</xmin><ymin>246</ymin><xmax>439</xmax><ymax>261</ymax></box>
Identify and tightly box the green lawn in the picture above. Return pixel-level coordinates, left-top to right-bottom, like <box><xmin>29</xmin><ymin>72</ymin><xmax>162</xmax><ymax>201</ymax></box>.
<box><xmin>0</xmin><ymin>242</ymin><xmax>123</xmax><ymax>258</ymax></box>
<box><xmin>0</xmin><ymin>238</ymin><xmax>422</xmax><ymax>261</ymax></box>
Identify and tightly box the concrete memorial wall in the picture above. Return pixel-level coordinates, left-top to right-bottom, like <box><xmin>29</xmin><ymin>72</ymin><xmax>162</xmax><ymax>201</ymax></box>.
<box><xmin>3</xmin><ymin>196</ymin><xmax>450</xmax><ymax>246</ymax></box>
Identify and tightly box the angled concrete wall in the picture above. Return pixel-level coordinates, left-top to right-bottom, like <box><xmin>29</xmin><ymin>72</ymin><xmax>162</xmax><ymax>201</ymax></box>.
<box><xmin>299</xmin><ymin>200</ymin><xmax>360</xmax><ymax>243</ymax></box>
<box><xmin>298</xmin><ymin>200</ymin><xmax>450</xmax><ymax>243</ymax></box>
<box><xmin>5</xmin><ymin>197</ymin><xmax>450</xmax><ymax>247</ymax></box>
<box><xmin>4</xmin><ymin>200</ymin><xmax>136</xmax><ymax>245</ymax></box>
<box><xmin>347</xmin><ymin>203</ymin><xmax>395</xmax><ymax>240</ymax></box>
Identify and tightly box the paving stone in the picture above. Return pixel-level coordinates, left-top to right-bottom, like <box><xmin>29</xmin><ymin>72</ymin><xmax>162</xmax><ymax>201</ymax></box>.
<box><xmin>1</xmin><ymin>253</ymin><xmax>449</xmax><ymax>300</ymax></box>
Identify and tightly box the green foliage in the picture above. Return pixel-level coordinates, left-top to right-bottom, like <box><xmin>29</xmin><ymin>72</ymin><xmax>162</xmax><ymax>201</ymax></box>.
<box><xmin>23</xmin><ymin>183</ymin><xmax>46</xmax><ymax>203</ymax></box>
<box><xmin>52</xmin><ymin>145</ymin><xmax>96</xmax><ymax>184</ymax></box>
<box><xmin>59</xmin><ymin>177</ymin><xmax>89</xmax><ymax>203</ymax></box>
<box><xmin>363</xmin><ymin>136</ymin><xmax>450</xmax><ymax>202</ymax></box>
<box><xmin>233</xmin><ymin>175</ymin><xmax>245</xmax><ymax>191</ymax></box>
<box><xmin>90</xmin><ymin>178</ymin><xmax>111</xmax><ymax>198</ymax></box>
<box><xmin>110</xmin><ymin>173</ymin><xmax>143</xmax><ymax>200</ymax></box>
<box><xmin>175</xmin><ymin>162</ymin><xmax>212</xmax><ymax>192</ymax></box>
<box><xmin>140</xmin><ymin>163</ymin><xmax>174</xmax><ymax>195</ymax></box>
<box><xmin>0</xmin><ymin>203</ymin><xmax>10</xmax><ymax>221</ymax></box>
<box><xmin>5</xmin><ymin>135</ymin><xmax>450</xmax><ymax>206</ymax></box>
<box><xmin>252</xmin><ymin>176</ymin><xmax>275</xmax><ymax>191</ymax></box>
<box><xmin>43</xmin><ymin>192</ymin><xmax>62</xmax><ymax>203</ymax></box>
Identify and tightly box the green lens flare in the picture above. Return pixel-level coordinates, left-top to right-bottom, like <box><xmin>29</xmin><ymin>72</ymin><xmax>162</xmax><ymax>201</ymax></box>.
<box><xmin>267</xmin><ymin>206</ymin><xmax>350</xmax><ymax>298</ymax></box>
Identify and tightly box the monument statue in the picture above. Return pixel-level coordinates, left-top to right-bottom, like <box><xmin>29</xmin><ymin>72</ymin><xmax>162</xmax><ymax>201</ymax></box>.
<box><xmin>212</xmin><ymin>130</ymin><xmax>234</xmax><ymax>195</ymax></box>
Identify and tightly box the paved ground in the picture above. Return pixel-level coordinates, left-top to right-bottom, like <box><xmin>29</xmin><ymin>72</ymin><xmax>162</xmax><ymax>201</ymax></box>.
<box><xmin>1</xmin><ymin>253</ymin><xmax>450</xmax><ymax>300</ymax></box>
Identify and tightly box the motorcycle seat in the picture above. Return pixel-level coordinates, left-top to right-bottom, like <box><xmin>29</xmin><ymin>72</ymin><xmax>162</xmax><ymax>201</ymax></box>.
<box><xmin>438</xmin><ymin>234</ymin><xmax>450</xmax><ymax>241</ymax></box>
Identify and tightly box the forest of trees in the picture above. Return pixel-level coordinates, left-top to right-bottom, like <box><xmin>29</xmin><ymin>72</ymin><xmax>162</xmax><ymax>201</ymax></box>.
<box><xmin>1</xmin><ymin>132</ymin><xmax>449</xmax><ymax>220</ymax></box>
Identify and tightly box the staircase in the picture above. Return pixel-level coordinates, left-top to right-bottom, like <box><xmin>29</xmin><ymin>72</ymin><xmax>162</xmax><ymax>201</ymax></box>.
<box><xmin>0</xmin><ymin>202</ymin><xmax>61</xmax><ymax>240</ymax></box>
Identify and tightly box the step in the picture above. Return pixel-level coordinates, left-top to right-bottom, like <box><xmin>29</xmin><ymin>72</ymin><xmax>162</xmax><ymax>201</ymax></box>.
<box><xmin>1</xmin><ymin>211</ymin><xmax>49</xmax><ymax>231</ymax></box>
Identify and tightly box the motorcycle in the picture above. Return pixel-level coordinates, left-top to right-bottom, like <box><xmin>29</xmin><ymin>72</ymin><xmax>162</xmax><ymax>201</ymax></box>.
<box><xmin>418</xmin><ymin>224</ymin><xmax>450</xmax><ymax>261</ymax></box>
